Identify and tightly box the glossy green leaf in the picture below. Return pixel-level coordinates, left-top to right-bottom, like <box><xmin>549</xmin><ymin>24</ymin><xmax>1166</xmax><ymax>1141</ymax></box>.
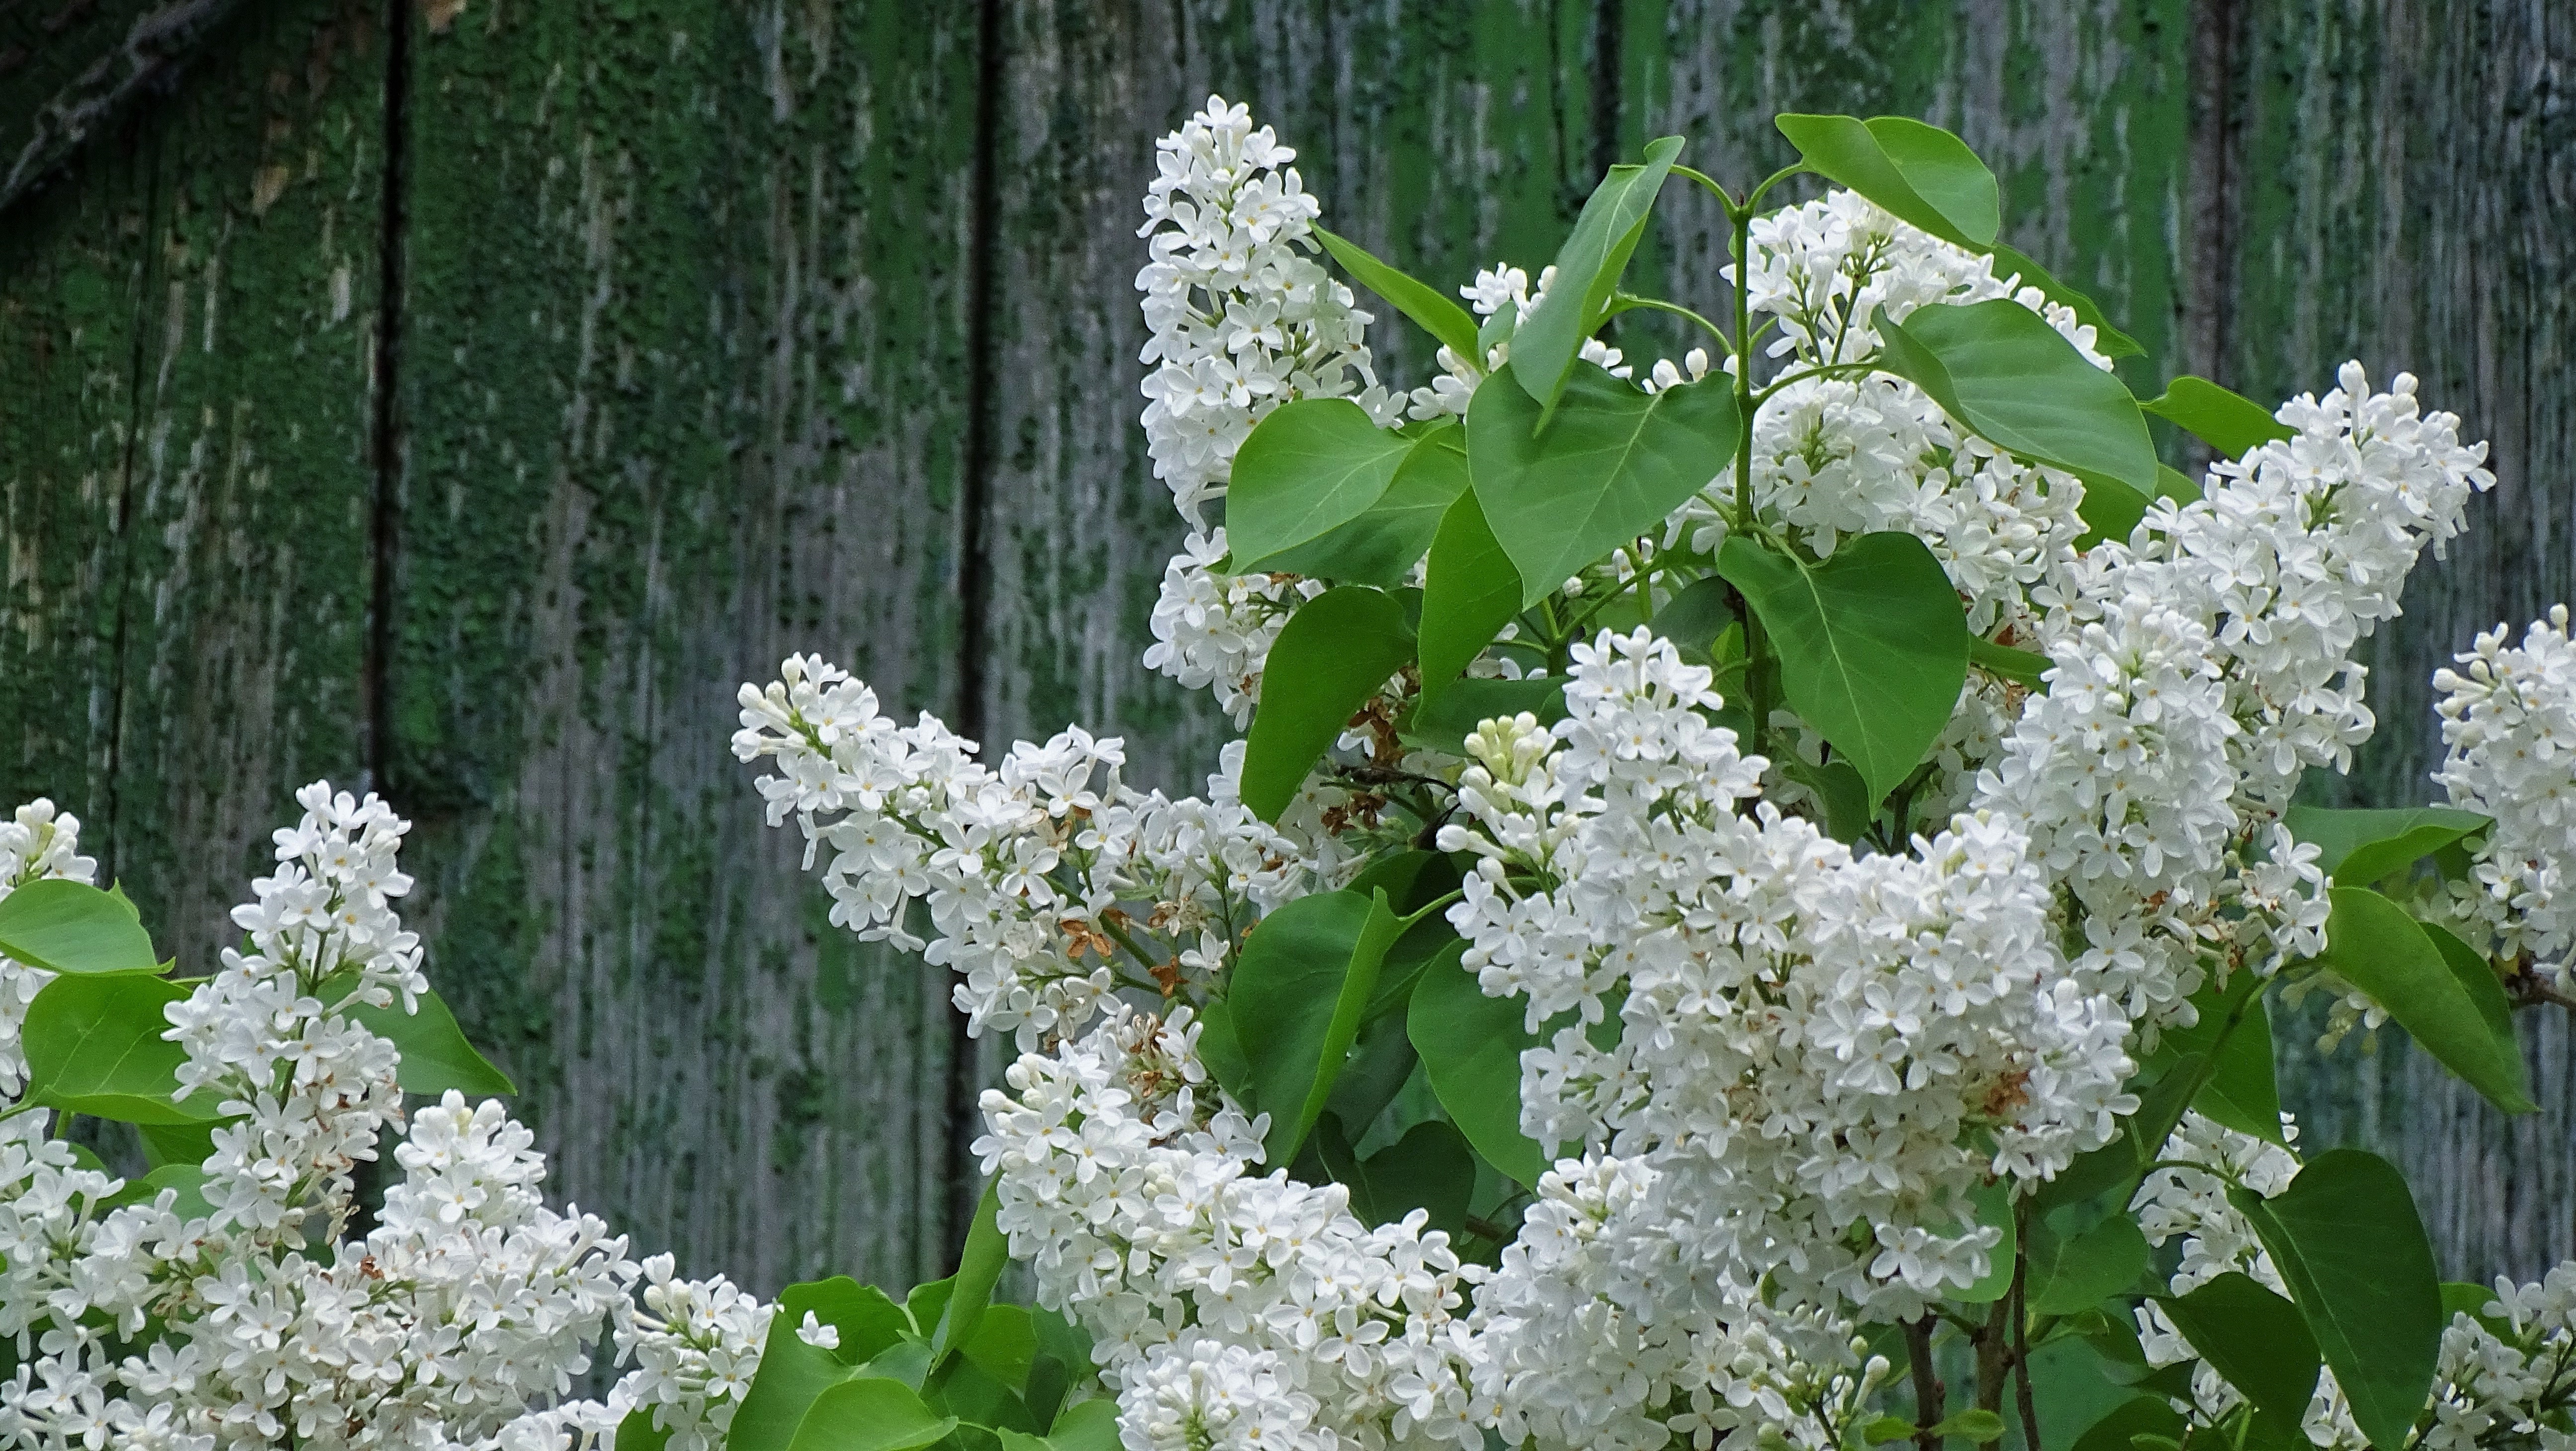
<box><xmin>616</xmin><ymin>1409</ymin><xmax>675</xmax><ymax>1451</ymax></box>
<box><xmin>924</xmin><ymin>1351</ymin><xmax>1040</xmax><ymax>1435</ymax></box>
<box><xmin>138</xmin><ymin>1117</ymin><xmax>221</xmax><ymax>1169</ymax></box>
<box><xmin>1650</xmin><ymin>575</ymin><xmax>1738</xmax><ymax>662</ymax></box>
<box><xmin>1321</xmin><ymin>1013</ymin><xmax>1423</xmax><ymax>1135</ymax></box>
<box><xmin>2230</xmin><ymin>1149</ymin><xmax>2443</xmax><ymax>1451</ymax></box>
<box><xmin>1239</xmin><ymin>586</ymin><xmax>1414</xmax><ymax>822</ymax></box>
<box><xmin>1986</xmin><ymin>242</ymin><xmax>2143</xmax><ymax>358</ymax></box>
<box><xmin>933</xmin><ymin>1178</ymin><xmax>1008</xmax><ymax>1365</ymax></box>
<box><xmin>2441</xmin><ymin>1282</ymin><xmax>2513</xmax><ymax>1338</ymax></box>
<box><xmin>1400</xmin><ymin>676</ymin><xmax>1568</xmax><ymax>756</ymax></box>
<box><xmin>2159</xmin><ymin>1272</ymin><xmax>2322</xmax><ymax>1442</ymax></box>
<box><xmin>2156</xmin><ymin>463</ymin><xmax>2204</xmax><ymax>504</ymax></box>
<box><xmin>1780</xmin><ymin>758</ymin><xmax>1872</xmax><ymax>844</ymax></box>
<box><xmin>733</xmin><ymin>1316</ymin><xmax>866</xmax><ymax>1451</ymax></box>
<box><xmin>22</xmin><ymin>973</ymin><xmax>220</xmax><ymax>1126</ymax></box>
<box><xmin>1263</xmin><ymin>430</ymin><xmax>1469</xmax><ymax>586</ymax></box>
<box><xmin>1314</xmin><ymin>228</ymin><xmax>1480</xmax><ymax>362</ymax></box>
<box><xmin>788</xmin><ymin>1376</ymin><xmax>958</xmax><ymax>1451</ymax></box>
<box><xmin>782</xmin><ymin>1276</ymin><xmax>917</xmax><ymax>1367</ymax></box>
<box><xmin>1356</xmin><ymin>1119</ymin><xmax>1477</xmax><ymax>1236</ymax></box>
<box><xmin>2282</xmin><ymin>805</ymin><xmax>2492</xmax><ymax>888</ymax></box>
<box><xmin>0</xmin><ymin>878</ymin><xmax>158</xmax><ymax>975</ymax></box>
<box><xmin>1875</xmin><ymin>299</ymin><xmax>2160</xmax><ymax>497</ymax></box>
<box><xmin>2071</xmin><ymin>1397</ymin><xmax>2186</xmax><ymax>1451</ymax></box>
<box><xmin>2318</xmin><ymin>886</ymin><xmax>2535</xmax><ymax>1114</ymax></box>
<box><xmin>1967</xmin><ymin>634</ymin><xmax>2049</xmax><ymax>688</ymax></box>
<box><xmin>1510</xmin><ymin>136</ymin><xmax>1684</xmax><ymax>416</ymax></box>
<box><xmin>1470</xmin><ymin>367</ymin><xmax>1741</xmax><ymax>608</ymax></box>
<box><xmin>1927</xmin><ymin>1410</ymin><xmax>2006</xmax><ymax>1445</ymax></box>
<box><xmin>2148</xmin><ymin>974</ymin><xmax>2283</xmax><ymax>1144</ymax></box>
<box><xmin>1225</xmin><ymin>400</ymin><xmax>1423</xmax><ymax>571</ymax></box>
<box><xmin>1774</xmin><ymin>114</ymin><xmax>1998</xmax><ymax>249</ymax></box>
<box><xmin>1043</xmin><ymin>1399</ymin><xmax>1122</xmax><ymax>1451</ymax></box>
<box><xmin>1954</xmin><ymin>1181</ymin><xmax>2018</xmax><ymax>1302</ymax></box>
<box><xmin>1196</xmin><ymin>998</ymin><xmax>1253</xmax><ymax>1106</ymax></box>
<box><xmin>2421</xmin><ymin>920</ymin><xmax>2529</xmax><ymax>1110</ymax></box>
<box><xmin>101</xmin><ymin>1163</ymin><xmax>216</xmax><ymax>1220</ymax></box>
<box><xmin>1407</xmin><ymin>947</ymin><xmax>1545</xmax><ymax>1185</ymax></box>
<box><xmin>2027</xmin><ymin>1213</ymin><xmax>2152</xmax><ymax>1315</ymax></box>
<box><xmin>1416</xmin><ymin>489</ymin><xmax>1523</xmax><ymax>707</ymax></box>
<box><xmin>2138</xmin><ymin>376</ymin><xmax>2294</xmax><ymax>459</ymax></box>
<box><xmin>1714</xmin><ymin>531</ymin><xmax>1968</xmax><ymax>804</ymax></box>
<box><xmin>1231</xmin><ymin>888</ymin><xmax>1405</xmax><ymax>1163</ymax></box>
<box><xmin>339</xmin><ymin>984</ymin><xmax>517</xmax><ymax>1097</ymax></box>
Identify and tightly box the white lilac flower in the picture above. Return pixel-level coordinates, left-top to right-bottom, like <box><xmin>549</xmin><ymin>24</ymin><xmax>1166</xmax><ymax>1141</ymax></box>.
<box><xmin>2434</xmin><ymin>607</ymin><xmax>2576</xmax><ymax>986</ymax></box>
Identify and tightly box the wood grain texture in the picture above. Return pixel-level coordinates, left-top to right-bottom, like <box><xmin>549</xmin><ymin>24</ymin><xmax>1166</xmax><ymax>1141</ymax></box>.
<box><xmin>0</xmin><ymin>0</ymin><xmax>246</xmax><ymax>210</ymax></box>
<box><xmin>1</xmin><ymin>0</ymin><xmax>382</xmax><ymax>977</ymax></box>
<box><xmin>2220</xmin><ymin>0</ymin><xmax>2576</xmax><ymax>1278</ymax></box>
<box><xmin>389</xmin><ymin>0</ymin><xmax>981</xmax><ymax>1292</ymax></box>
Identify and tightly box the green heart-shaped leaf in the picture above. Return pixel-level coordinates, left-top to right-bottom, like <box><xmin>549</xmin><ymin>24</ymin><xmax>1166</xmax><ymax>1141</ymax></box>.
<box><xmin>1874</xmin><ymin>299</ymin><xmax>2158</xmax><ymax>498</ymax></box>
<box><xmin>1238</xmin><ymin>585</ymin><xmax>1415</xmax><ymax>822</ymax></box>
<box><xmin>1511</xmin><ymin>136</ymin><xmax>1685</xmax><ymax>417</ymax></box>
<box><xmin>1470</xmin><ymin>366</ymin><xmax>1741</xmax><ymax>608</ymax></box>
<box><xmin>1715</xmin><ymin>531</ymin><xmax>1968</xmax><ymax>804</ymax></box>
<box><xmin>1774</xmin><ymin>114</ymin><xmax>1998</xmax><ymax>249</ymax></box>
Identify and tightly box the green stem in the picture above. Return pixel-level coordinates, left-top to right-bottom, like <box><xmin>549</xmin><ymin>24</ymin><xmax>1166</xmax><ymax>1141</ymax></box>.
<box><xmin>1757</xmin><ymin>360</ymin><xmax>1879</xmax><ymax>405</ymax></box>
<box><xmin>1614</xmin><ymin>295</ymin><xmax>1733</xmax><ymax>353</ymax></box>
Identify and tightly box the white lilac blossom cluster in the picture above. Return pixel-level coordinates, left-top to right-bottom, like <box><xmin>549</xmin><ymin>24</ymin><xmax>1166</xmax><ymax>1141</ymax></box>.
<box><xmin>1435</xmin><ymin>631</ymin><xmax>2132</xmax><ymax>1448</ymax></box>
<box><xmin>729</xmin><ymin>94</ymin><xmax>2576</xmax><ymax>1451</ymax></box>
<box><xmin>2435</xmin><ymin>606</ymin><xmax>2576</xmax><ymax>987</ymax></box>
<box><xmin>731</xmin><ymin>654</ymin><xmax>1374</xmax><ymax>1049</ymax></box>
<box><xmin>973</xmin><ymin>1008</ymin><xmax>1487</xmax><ymax>1451</ymax></box>
<box><xmin>0</xmin><ymin>787</ymin><xmax>767</xmax><ymax>1451</ymax></box>
<box><xmin>2133</xmin><ymin>1112</ymin><xmax>2576</xmax><ymax>1450</ymax></box>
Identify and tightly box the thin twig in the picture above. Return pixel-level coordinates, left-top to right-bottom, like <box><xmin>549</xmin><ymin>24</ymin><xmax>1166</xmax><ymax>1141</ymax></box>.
<box><xmin>1905</xmin><ymin>1315</ymin><xmax>1945</xmax><ymax>1451</ymax></box>
<box><xmin>2012</xmin><ymin>1209</ymin><xmax>2041</xmax><ymax>1451</ymax></box>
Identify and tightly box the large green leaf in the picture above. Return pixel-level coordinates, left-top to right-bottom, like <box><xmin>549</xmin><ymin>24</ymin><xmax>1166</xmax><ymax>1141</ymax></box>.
<box><xmin>781</xmin><ymin>1277</ymin><xmax>917</xmax><ymax>1367</ymax></box>
<box><xmin>1313</xmin><ymin>228</ymin><xmax>1480</xmax><ymax>362</ymax></box>
<box><xmin>2420</xmin><ymin>920</ymin><xmax>2529</xmax><ymax>1110</ymax></box>
<box><xmin>1714</xmin><ymin>531</ymin><xmax>1968</xmax><ymax>804</ymax></box>
<box><xmin>21</xmin><ymin>973</ymin><xmax>220</xmax><ymax>1126</ymax></box>
<box><xmin>788</xmin><ymin>1377</ymin><xmax>958</xmax><ymax>1451</ymax></box>
<box><xmin>1510</xmin><ymin>136</ymin><xmax>1685</xmax><ymax>417</ymax></box>
<box><xmin>2158</xmin><ymin>1272</ymin><xmax>2323</xmax><ymax>1443</ymax></box>
<box><xmin>733</xmin><ymin>1317</ymin><xmax>867</xmax><ymax>1451</ymax></box>
<box><xmin>2071</xmin><ymin>1396</ymin><xmax>2186</xmax><ymax>1451</ymax></box>
<box><xmin>1470</xmin><ymin>367</ymin><xmax>1741</xmax><ymax>607</ymax></box>
<box><xmin>2147</xmin><ymin>974</ymin><xmax>2283</xmax><ymax>1144</ymax></box>
<box><xmin>1874</xmin><ymin>299</ymin><xmax>2160</xmax><ymax>497</ymax></box>
<box><xmin>1264</xmin><ymin>430</ymin><xmax>1469</xmax><ymax>587</ymax></box>
<box><xmin>2318</xmin><ymin>887</ymin><xmax>2535</xmax><ymax>1114</ymax></box>
<box><xmin>616</xmin><ymin>1409</ymin><xmax>675</xmax><ymax>1451</ymax></box>
<box><xmin>1967</xmin><ymin>634</ymin><xmax>2049</xmax><ymax>689</ymax></box>
<box><xmin>0</xmin><ymin>878</ymin><xmax>158</xmax><ymax>975</ymax></box>
<box><xmin>2138</xmin><ymin>376</ymin><xmax>2294</xmax><ymax>459</ymax></box>
<box><xmin>1400</xmin><ymin>676</ymin><xmax>1568</xmax><ymax>757</ymax></box>
<box><xmin>2282</xmin><ymin>805</ymin><xmax>2492</xmax><ymax>888</ymax></box>
<box><xmin>1985</xmin><ymin>242</ymin><xmax>2142</xmax><ymax>358</ymax></box>
<box><xmin>2231</xmin><ymin>1149</ymin><xmax>2443</xmax><ymax>1451</ymax></box>
<box><xmin>1225</xmin><ymin>400</ymin><xmax>1423</xmax><ymax>570</ymax></box>
<box><xmin>1953</xmin><ymin>1180</ymin><xmax>2019</xmax><ymax>1303</ymax></box>
<box><xmin>1407</xmin><ymin>947</ymin><xmax>1545</xmax><ymax>1185</ymax></box>
<box><xmin>1238</xmin><ymin>586</ymin><xmax>1415</xmax><ymax>823</ymax></box>
<box><xmin>1774</xmin><ymin>114</ymin><xmax>1998</xmax><ymax>249</ymax></box>
<box><xmin>1230</xmin><ymin>888</ymin><xmax>1406</xmax><ymax>1164</ymax></box>
<box><xmin>2026</xmin><ymin>1212</ymin><xmax>2151</xmax><ymax>1315</ymax></box>
<box><xmin>1416</xmin><ymin>490</ymin><xmax>1523</xmax><ymax>706</ymax></box>
<box><xmin>933</xmin><ymin>1179</ymin><xmax>1008</xmax><ymax>1364</ymax></box>
<box><xmin>335</xmin><ymin>982</ymin><xmax>517</xmax><ymax>1097</ymax></box>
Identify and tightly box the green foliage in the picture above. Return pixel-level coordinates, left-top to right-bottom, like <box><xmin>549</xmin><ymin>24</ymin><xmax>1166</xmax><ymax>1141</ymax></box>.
<box><xmin>1227</xmin><ymin>401</ymin><xmax>1464</xmax><ymax>583</ymax></box>
<box><xmin>0</xmin><ymin>877</ymin><xmax>159</xmax><ymax>975</ymax></box>
<box><xmin>2231</xmin><ymin>1150</ymin><xmax>2444</xmax><ymax>1451</ymax></box>
<box><xmin>21</xmin><ymin>973</ymin><xmax>222</xmax><ymax>1125</ymax></box>
<box><xmin>1773</xmin><ymin>114</ymin><xmax>1998</xmax><ymax>249</ymax></box>
<box><xmin>1406</xmin><ymin>944</ymin><xmax>1545</xmax><ymax>1186</ymax></box>
<box><xmin>1509</xmin><ymin>136</ymin><xmax>1684</xmax><ymax>418</ymax></box>
<box><xmin>327</xmin><ymin>976</ymin><xmax>518</xmax><ymax>1097</ymax></box>
<box><xmin>1873</xmin><ymin>299</ymin><xmax>2160</xmax><ymax>501</ymax></box>
<box><xmin>1239</xmin><ymin>586</ymin><xmax>1415</xmax><ymax>823</ymax></box>
<box><xmin>2146</xmin><ymin>974</ymin><xmax>2284</xmax><ymax>1144</ymax></box>
<box><xmin>2158</xmin><ymin>1272</ymin><xmax>2322</xmax><ymax>1443</ymax></box>
<box><xmin>1313</xmin><ymin>229</ymin><xmax>1481</xmax><ymax>362</ymax></box>
<box><xmin>1230</xmin><ymin>887</ymin><xmax>1407</xmax><ymax>1163</ymax></box>
<box><xmin>2283</xmin><ymin>804</ymin><xmax>2492</xmax><ymax>888</ymax></box>
<box><xmin>1468</xmin><ymin>366</ymin><xmax>1742</xmax><ymax>609</ymax></box>
<box><xmin>1715</xmin><ymin>531</ymin><xmax>1968</xmax><ymax>804</ymax></box>
<box><xmin>1415</xmin><ymin>490</ymin><xmax>1523</xmax><ymax>707</ymax></box>
<box><xmin>2137</xmin><ymin>376</ymin><xmax>2295</xmax><ymax>459</ymax></box>
<box><xmin>2317</xmin><ymin>886</ymin><xmax>2536</xmax><ymax>1114</ymax></box>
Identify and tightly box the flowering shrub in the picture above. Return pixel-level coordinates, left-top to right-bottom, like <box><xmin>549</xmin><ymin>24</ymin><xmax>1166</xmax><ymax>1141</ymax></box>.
<box><xmin>6</xmin><ymin>98</ymin><xmax>2576</xmax><ymax>1451</ymax></box>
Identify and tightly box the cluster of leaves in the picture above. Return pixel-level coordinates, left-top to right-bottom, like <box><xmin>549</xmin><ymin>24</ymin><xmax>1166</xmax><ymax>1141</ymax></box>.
<box><xmin>675</xmin><ymin>1187</ymin><xmax>1116</xmax><ymax>1451</ymax></box>
<box><xmin>733</xmin><ymin>113</ymin><xmax>2556</xmax><ymax>1451</ymax></box>
<box><xmin>0</xmin><ymin>880</ymin><xmax>513</xmax><ymax>1191</ymax></box>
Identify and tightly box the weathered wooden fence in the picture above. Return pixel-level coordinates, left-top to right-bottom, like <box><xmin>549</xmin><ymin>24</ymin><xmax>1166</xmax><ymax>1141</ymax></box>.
<box><xmin>2</xmin><ymin>0</ymin><xmax>2570</xmax><ymax>1292</ymax></box>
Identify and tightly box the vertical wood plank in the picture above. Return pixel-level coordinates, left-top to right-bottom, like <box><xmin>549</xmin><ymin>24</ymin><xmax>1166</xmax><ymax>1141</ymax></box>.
<box><xmin>0</xmin><ymin>0</ymin><xmax>384</xmax><ymax>982</ymax></box>
<box><xmin>2221</xmin><ymin>0</ymin><xmax>2576</xmax><ymax>1278</ymax></box>
<box><xmin>393</xmin><ymin>0</ymin><xmax>982</xmax><ymax>1291</ymax></box>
